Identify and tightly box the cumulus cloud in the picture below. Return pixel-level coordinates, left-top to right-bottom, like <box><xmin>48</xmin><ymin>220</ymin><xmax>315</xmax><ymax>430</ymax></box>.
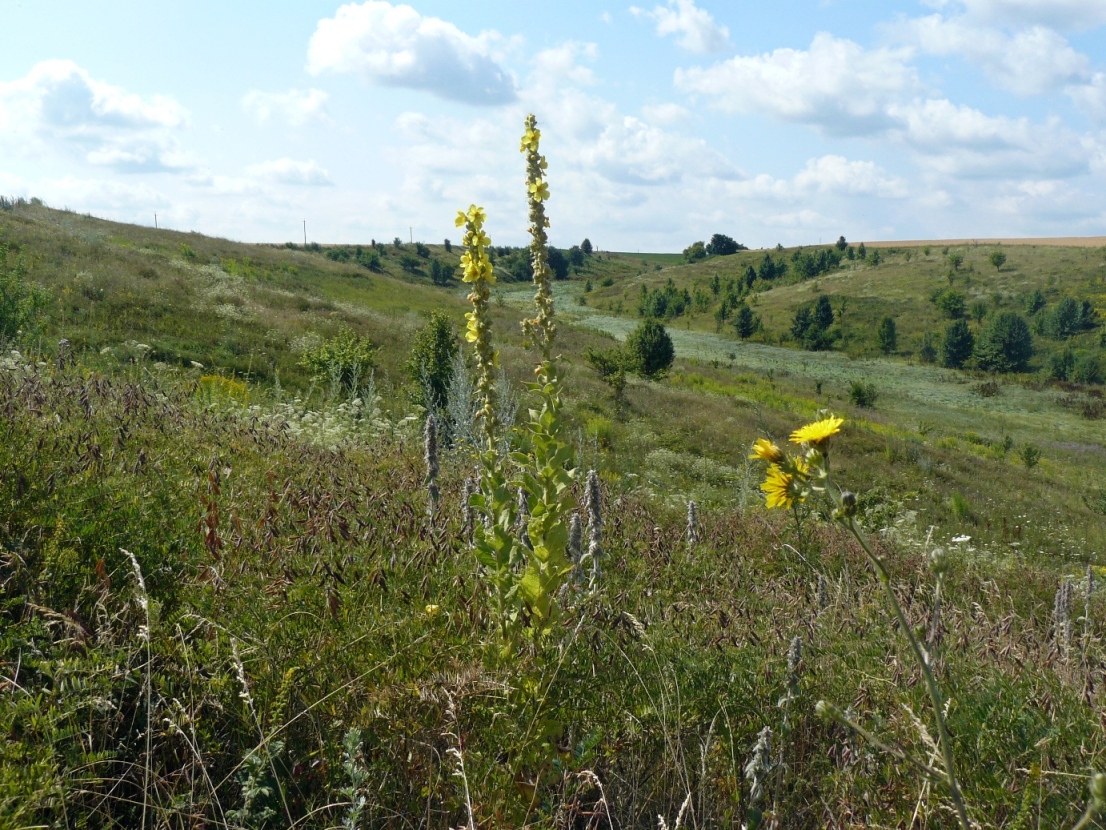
<box><xmin>242</xmin><ymin>88</ymin><xmax>329</xmax><ymax>126</ymax></box>
<box><xmin>630</xmin><ymin>0</ymin><xmax>730</xmax><ymax>54</ymax></box>
<box><xmin>306</xmin><ymin>1</ymin><xmax>516</xmax><ymax>105</ymax></box>
<box><xmin>640</xmin><ymin>102</ymin><xmax>690</xmax><ymax>124</ymax></box>
<box><xmin>736</xmin><ymin>156</ymin><xmax>908</xmax><ymax>201</ymax></box>
<box><xmin>0</xmin><ymin>60</ymin><xmax>192</xmax><ymax>173</ymax></box>
<box><xmin>920</xmin><ymin>0</ymin><xmax>1106</xmax><ymax>32</ymax></box>
<box><xmin>676</xmin><ymin>34</ymin><xmax>920</xmax><ymax>136</ymax></box>
<box><xmin>889</xmin><ymin>98</ymin><xmax>1092</xmax><ymax>178</ymax></box>
<box><xmin>245</xmin><ymin>158</ymin><xmax>334</xmax><ymax>186</ymax></box>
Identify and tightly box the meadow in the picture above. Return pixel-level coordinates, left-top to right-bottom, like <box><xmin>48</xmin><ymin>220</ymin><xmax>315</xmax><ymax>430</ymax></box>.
<box><xmin>2</xmin><ymin>167</ymin><xmax>1106</xmax><ymax>829</ymax></box>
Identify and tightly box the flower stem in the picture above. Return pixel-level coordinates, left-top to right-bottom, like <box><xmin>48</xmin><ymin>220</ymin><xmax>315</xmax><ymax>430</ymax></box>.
<box><xmin>845</xmin><ymin>517</ymin><xmax>971</xmax><ymax>830</ymax></box>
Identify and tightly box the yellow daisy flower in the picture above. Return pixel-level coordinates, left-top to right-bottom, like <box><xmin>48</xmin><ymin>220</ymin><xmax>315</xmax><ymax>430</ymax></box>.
<box><xmin>750</xmin><ymin>438</ymin><xmax>784</xmax><ymax>464</ymax></box>
<box><xmin>761</xmin><ymin>465</ymin><xmax>802</xmax><ymax>510</ymax></box>
<box><xmin>790</xmin><ymin>416</ymin><xmax>844</xmax><ymax>445</ymax></box>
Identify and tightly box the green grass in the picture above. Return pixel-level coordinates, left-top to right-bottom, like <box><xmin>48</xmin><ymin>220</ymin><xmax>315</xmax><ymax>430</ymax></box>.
<box><xmin>3</xmin><ymin>203</ymin><xmax>1106</xmax><ymax>826</ymax></box>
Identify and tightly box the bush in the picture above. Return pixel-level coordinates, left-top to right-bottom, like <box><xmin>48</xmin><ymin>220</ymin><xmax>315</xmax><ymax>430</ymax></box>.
<box><xmin>848</xmin><ymin>380</ymin><xmax>878</xmax><ymax>408</ymax></box>
<box><xmin>919</xmin><ymin>331</ymin><xmax>938</xmax><ymax>364</ymax></box>
<box><xmin>989</xmin><ymin>251</ymin><xmax>1007</xmax><ymax>270</ymax></box>
<box><xmin>1072</xmin><ymin>353</ymin><xmax>1102</xmax><ymax>385</ymax></box>
<box><xmin>414</xmin><ymin>242</ymin><xmax>430</xmax><ymax>258</ymax></box>
<box><xmin>406</xmin><ymin>311</ymin><xmax>458</xmax><ymax>410</ymax></box>
<box><xmin>0</xmin><ymin>242</ymin><xmax>49</xmax><ymax>343</ymax></box>
<box><xmin>683</xmin><ymin>241</ymin><xmax>706</xmax><ymax>263</ymax></box>
<box><xmin>625</xmin><ymin>318</ymin><xmax>675</xmax><ymax>378</ymax></box>
<box><xmin>705</xmin><ymin>233</ymin><xmax>745</xmax><ymax>256</ymax></box>
<box><xmin>932</xmin><ymin>289</ymin><xmax>966</xmax><ymax>319</ymax></box>
<box><xmin>941</xmin><ymin>319</ymin><xmax>974</xmax><ymax>368</ymax></box>
<box><xmin>298</xmin><ymin>325</ymin><xmax>378</xmax><ymax>395</ymax></box>
<box><xmin>975</xmin><ymin>311</ymin><xmax>1034</xmax><ymax>373</ymax></box>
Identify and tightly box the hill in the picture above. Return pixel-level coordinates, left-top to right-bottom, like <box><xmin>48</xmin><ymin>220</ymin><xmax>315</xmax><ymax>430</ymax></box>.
<box><xmin>2</xmin><ymin>200</ymin><xmax>1106</xmax><ymax>827</ymax></box>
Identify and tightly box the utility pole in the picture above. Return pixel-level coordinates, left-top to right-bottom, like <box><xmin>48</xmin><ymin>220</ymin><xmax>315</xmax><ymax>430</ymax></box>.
<box><xmin>409</xmin><ymin>226</ymin><xmax>413</xmax><ymax>244</ymax></box>
<box><xmin>154</xmin><ymin>214</ymin><xmax>158</xmax><ymax>230</ymax></box>
<box><xmin>303</xmin><ymin>220</ymin><xmax>307</xmax><ymax>246</ymax></box>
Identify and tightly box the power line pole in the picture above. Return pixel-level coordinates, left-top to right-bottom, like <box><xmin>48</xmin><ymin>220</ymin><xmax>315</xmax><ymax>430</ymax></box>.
<box><xmin>154</xmin><ymin>214</ymin><xmax>158</xmax><ymax>230</ymax></box>
<box><xmin>303</xmin><ymin>220</ymin><xmax>307</xmax><ymax>246</ymax></box>
<box><xmin>409</xmin><ymin>226</ymin><xmax>413</xmax><ymax>244</ymax></box>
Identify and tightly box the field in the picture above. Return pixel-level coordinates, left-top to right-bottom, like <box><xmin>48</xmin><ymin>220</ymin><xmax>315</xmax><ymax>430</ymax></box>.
<box><xmin>2</xmin><ymin>200</ymin><xmax>1106</xmax><ymax>828</ymax></box>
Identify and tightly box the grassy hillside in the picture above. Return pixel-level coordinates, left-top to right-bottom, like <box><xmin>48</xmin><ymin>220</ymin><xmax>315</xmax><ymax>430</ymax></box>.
<box><xmin>3</xmin><ymin>201</ymin><xmax>1106</xmax><ymax>827</ymax></box>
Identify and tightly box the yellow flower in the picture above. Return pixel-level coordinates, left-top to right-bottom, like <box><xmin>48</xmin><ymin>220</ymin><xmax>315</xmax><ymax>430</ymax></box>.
<box><xmin>425</xmin><ymin>604</ymin><xmax>440</xmax><ymax>616</ymax></box>
<box><xmin>529</xmin><ymin>180</ymin><xmax>550</xmax><ymax>202</ymax></box>
<box><xmin>790</xmin><ymin>416</ymin><xmax>844</xmax><ymax>445</ymax></box>
<box><xmin>520</xmin><ymin>128</ymin><xmax>541</xmax><ymax>152</ymax></box>
<box><xmin>761</xmin><ymin>465</ymin><xmax>802</xmax><ymax>510</ymax></box>
<box><xmin>750</xmin><ymin>438</ymin><xmax>784</xmax><ymax>463</ymax></box>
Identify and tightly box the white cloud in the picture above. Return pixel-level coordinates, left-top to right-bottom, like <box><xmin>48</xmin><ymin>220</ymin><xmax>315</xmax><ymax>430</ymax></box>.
<box><xmin>890</xmin><ymin>98</ymin><xmax>1092</xmax><ymax>178</ymax></box>
<box><xmin>921</xmin><ymin>0</ymin><xmax>1106</xmax><ymax>32</ymax></box>
<box><xmin>242</xmin><ymin>88</ymin><xmax>329</xmax><ymax>126</ymax></box>
<box><xmin>532</xmin><ymin>43</ymin><xmax>599</xmax><ymax>88</ymax></box>
<box><xmin>306</xmin><ymin>1</ymin><xmax>516</xmax><ymax>105</ymax></box>
<box><xmin>245</xmin><ymin>158</ymin><xmax>334</xmax><ymax>186</ymax></box>
<box><xmin>675</xmin><ymin>34</ymin><xmax>920</xmax><ymax>136</ymax></box>
<box><xmin>906</xmin><ymin>15</ymin><xmax>1089</xmax><ymax>95</ymax></box>
<box><xmin>640</xmin><ymin>102</ymin><xmax>690</xmax><ymax>124</ymax></box>
<box><xmin>735</xmin><ymin>156</ymin><xmax>908</xmax><ymax>201</ymax></box>
<box><xmin>0</xmin><ymin>60</ymin><xmax>192</xmax><ymax>173</ymax></box>
<box><xmin>630</xmin><ymin>0</ymin><xmax>730</xmax><ymax>53</ymax></box>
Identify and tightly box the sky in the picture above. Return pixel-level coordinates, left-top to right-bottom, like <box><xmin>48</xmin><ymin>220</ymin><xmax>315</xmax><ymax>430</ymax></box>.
<box><xmin>1</xmin><ymin>0</ymin><xmax>1105</xmax><ymax>251</ymax></box>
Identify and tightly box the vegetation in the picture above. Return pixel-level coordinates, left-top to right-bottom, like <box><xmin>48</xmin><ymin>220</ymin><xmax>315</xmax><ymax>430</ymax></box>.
<box><xmin>3</xmin><ymin>124</ymin><xmax>1106</xmax><ymax>828</ymax></box>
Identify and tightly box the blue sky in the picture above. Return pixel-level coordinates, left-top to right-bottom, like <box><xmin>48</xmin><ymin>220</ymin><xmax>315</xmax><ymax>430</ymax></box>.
<box><xmin>1</xmin><ymin>0</ymin><xmax>1104</xmax><ymax>250</ymax></box>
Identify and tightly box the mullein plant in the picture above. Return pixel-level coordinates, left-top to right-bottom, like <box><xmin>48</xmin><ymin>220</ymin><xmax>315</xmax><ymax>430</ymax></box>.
<box><xmin>460</xmin><ymin>115</ymin><xmax>577</xmax><ymax>653</ymax></box>
<box><xmin>752</xmin><ymin>414</ymin><xmax>1106</xmax><ymax>830</ymax></box>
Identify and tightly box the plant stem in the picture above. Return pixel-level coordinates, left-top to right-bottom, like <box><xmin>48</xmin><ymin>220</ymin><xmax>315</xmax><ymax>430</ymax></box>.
<box><xmin>846</xmin><ymin>518</ymin><xmax>972</xmax><ymax>830</ymax></box>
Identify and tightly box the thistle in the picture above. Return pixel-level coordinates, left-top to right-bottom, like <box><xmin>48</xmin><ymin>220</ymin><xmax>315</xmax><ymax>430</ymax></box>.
<box><xmin>425</xmin><ymin>413</ymin><xmax>440</xmax><ymax>522</ymax></box>
<box><xmin>686</xmin><ymin>500</ymin><xmax>700</xmax><ymax>547</ymax></box>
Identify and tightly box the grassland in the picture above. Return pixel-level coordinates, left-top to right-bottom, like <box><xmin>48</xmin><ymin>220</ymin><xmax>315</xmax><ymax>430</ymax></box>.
<box><xmin>3</xmin><ymin>202</ymin><xmax>1106</xmax><ymax>827</ymax></box>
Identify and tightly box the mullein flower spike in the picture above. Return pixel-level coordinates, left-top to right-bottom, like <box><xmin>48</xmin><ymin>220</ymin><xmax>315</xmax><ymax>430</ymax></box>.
<box><xmin>521</xmin><ymin>114</ymin><xmax>557</xmax><ymax>367</ymax></box>
<box><xmin>686</xmin><ymin>500</ymin><xmax>700</xmax><ymax>547</ymax></box>
<box><xmin>455</xmin><ymin>205</ymin><xmax>498</xmax><ymax>449</ymax></box>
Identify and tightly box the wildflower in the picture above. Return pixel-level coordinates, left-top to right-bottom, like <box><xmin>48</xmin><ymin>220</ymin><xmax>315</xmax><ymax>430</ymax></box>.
<box><xmin>789</xmin><ymin>415</ymin><xmax>844</xmax><ymax>446</ymax></box>
<box><xmin>761</xmin><ymin>464</ymin><xmax>805</xmax><ymax>510</ymax></box>
<box><xmin>749</xmin><ymin>438</ymin><xmax>784</xmax><ymax>463</ymax></box>
<box><xmin>686</xmin><ymin>500</ymin><xmax>700</xmax><ymax>546</ymax></box>
<box><xmin>425</xmin><ymin>604</ymin><xmax>440</xmax><ymax>617</ymax></box>
<box><xmin>744</xmin><ymin>726</ymin><xmax>773</xmax><ymax>805</ymax></box>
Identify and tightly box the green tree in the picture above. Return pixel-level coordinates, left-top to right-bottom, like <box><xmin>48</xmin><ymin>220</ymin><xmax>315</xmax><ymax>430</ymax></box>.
<box><xmin>585</xmin><ymin>346</ymin><xmax>628</xmax><ymax>408</ymax></box>
<box><xmin>970</xmin><ymin>301</ymin><xmax>988</xmax><ymax>323</ymax></box>
<box><xmin>706</xmin><ymin>233</ymin><xmax>743</xmax><ymax>256</ymax></box>
<box><xmin>933</xmin><ymin>289</ymin><xmax>966</xmax><ymax>319</ymax></box>
<box><xmin>1024</xmin><ymin>288</ymin><xmax>1046</xmax><ymax>315</ymax></box>
<box><xmin>975</xmin><ymin>311</ymin><xmax>1034</xmax><ymax>373</ymax></box>
<box><xmin>406</xmin><ymin>311</ymin><xmax>458</xmax><ymax>411</ymax></box>
<box><xmin>989</xmin><ymin>250</ymin><xmax>1007</xmax><ymax>271</ymax></box>
<box><xmin>414</xmin><ymin>241</ymin><xmax>430</xmax><ymax>258</ymax></box>
<box><xmin>443</xmin><ymin>238</ymin><xmax>452</xmax><ymax>252</ymax></box>
<box><xmin>919</xmin><ymin>331</ymin><xmax>938</xmax><ymax>364</ymax></box>
<box><xmin>947</xmin><ymin>251</ymin><xmax>964</xmax><ymax>271</ymax></box>
<box><xmin>876</xmin><ymin>316</ymin><xmax>897</xmax><ymax>354</ymax></box>
<box><xmin>429</xmin><ymin>259</ymin><xmax>455</xmax><ymax>286</ymax></box>
<box><xmin>857</xmin><ymin>242</ymin><xmax>867</xmax><ymax>261</ymax></box>
<box><xmin>734</xmin><ymin>302</ymin><xmax>760</xmax><ymax>339</ymax></box>
<box><xmin>625</xmin><ymin>318</ymin><xmax>675</xmax><ymax>378</ymax></box>
<box><xmin>683</xmin><ymin>241</ymin><xmax>707</xmax><ymax>263</ymax></box>
<box><xmin>835</xmin><ymin>235</ymin><xmax>848</xmax><ymax>251</ymax></box>
<box><xmin>813</xmin><ymin>294</ymin><xmax>835</xmax><ymax>330</ymax></box>
<box><xmin>580</xmin><ymin>237</ymin><xmax>593</xmax><ymax>255</ymax></box>
<box><xmin>940</xmin><ymin>319</ymin><xmax>974</xmax><ymax>369</ymax></box>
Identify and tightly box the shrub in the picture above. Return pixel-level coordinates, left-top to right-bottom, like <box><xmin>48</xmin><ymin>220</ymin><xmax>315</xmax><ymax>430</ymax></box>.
<box><xmin>625</xmin><ymin>318</ymin><xmax>675</xmax><ymax>378</ymax></box>
<box><xmin>734</xmin><ymin>302</ymin><xmax>761</xmax><ymax>339</ymax></box>
<box><xmin>406</xmin><ymin>311</ymin><xmax>458</xmax><ymax>411</ymax></box>
<box><xmin>705</xmin><ymin>233</ymin><xmax>745</xmax><ymax>256</ymax></box>
<box><xmin>1020</xmin><ymin>443</ymin><xmax>1041</xmax><ymax>469</ymax></box>
<box><xmin>932</xmin><ymin>289</ymin><xmax>966</xmax><ymax>319</ymax></box>
<box><xmin>0</xmin><ymin>242</ymin><xmax>49</xmax><ymax>343</ymax></box>
<box><xmin>414</xmin><ymin>241</ymin><xmax>430</xmax><ymax>258</ymax></box>
<box><xmin>919</xmin><ymin>331</ymin><xmax>938</xmax><ymax>363</ymax></box>
<box><xmin>989</xmin><ymin>250</ymin><xmax>1007</xmax><ymax>270</ymax></box>
<box><xmin>941</xmin><ymin>319</ymin><xmax>975</xmax><ymax>368</ymax></box>
<box><xmin>848</xmin><ymin>380</ymin><xmax>878</xmax><ymax>408</ymax></box>
<box><xmin>975</xmin><ymin>311</ymin><xmax>1034</xmax><ymax>373</ymax></box>
<box><xmin>682</xmin><ymin>240</ymin><xmax>706</xmax><ymax>262</ymax></box>
<box><xmin>298</xmin><ymin>324</ymin><xmax>377</xmax><ymax>395</ymax></box>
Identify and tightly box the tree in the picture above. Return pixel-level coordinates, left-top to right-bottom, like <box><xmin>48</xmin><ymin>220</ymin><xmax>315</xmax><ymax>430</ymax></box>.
<box><xmin>568</xmin><ymin>245</ymin><xmax>585</xmax><ymax>268</ymax></box>
<box><xmin>947</xmin><ymin>251</ymin><xmax>964</xmax><ymax>271</ymax></box>
<box><xmin>400</xmin><ymin>254</ymin><xmax>421</xmax><ymax>273</ymax></box>
<box><xmin>429</xmin><ymin>259</ymin><xmax>455</xmax><ymax>286</ymax></box>
<box><xmin>876</xmin><ymin>316</ymin><xmax>897</xmax><ymax>354</ymax></box>
<box><xmin>919</xmin><ymin>331</ymin><xmax>938</xmax><ymax>364</ymax></box>
<box><xmin>813</xmin><ymin>295</ymin><xmax>834</xmax><ymax>330</ymax></box>
<box><xmin>683</xmin><ymin>241</ymin><xmax>707</xmax><ymax>263</ymax></box>
<box><xmin>989</xmin><ymin>250</ymin><xmax>1007</xmax><ymax>271</ymax></box>
<box><xmin>585</xmin><ymin>346</ymin><xmax>628</xmax><ymax>408</ymax></box>
<box><xmin>625</xmin><ymin>319</ymin><xmax>675</xmax><ymax>378</ymax></box>
<box><xmin>975</xmin><ymin>311</ymin><xmax>1034</xmax><ymax>373</ymax></box>
<box><xmin>406</xmin><ymin>311</ymin><xmax>458</xmax><ymax>411</ymax></box>
<box><xmin>857</xmin><ymin>242</ymin><xmax>867</xmax><ymax>261</ymax></box>
<box><xmin>444</xmin><ymin>238</ymin><xmax>452</xmax><ymax>253</ymax></box>
<box><xmin>414</xmin><ymin>241</ymin><xmax>430</xmax><ymax>258</ymax></box>
<box><xmin>836</xmin><ymin>235</ymin><xmax>848</xmax><ymax>251</ymax></box>
<box><xmin>706</xmin><ymin>233</ymin><xmax>744</xmax><ymax>256</ymax></box>
<box><xmin>547</xmin><ymin>248</ymin><xmax>570</xmax><ymax>281</ymax></box>
<box><xmin>933</xmin><ymin>289</ymin><xmax>966</xmax><ymax>319</ymax></box>
<box><xmin>940</xmin><ymin>319</ymin><xmax>974</xmax><ymax>369</ymax></box>
<box><xmin>580</xmin><ymin>238</ymin><xmax>593</xmax><ymax>256</ymax></box>
<box><xmin>1023</xmin><ymin>288</ymin><xmax>1046</xmax><ymax>315</ymax></box>
<box><xmin>734</xmin><ymin>302</ymin><xmax>760</xmax><ymax>339</ymax></box>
